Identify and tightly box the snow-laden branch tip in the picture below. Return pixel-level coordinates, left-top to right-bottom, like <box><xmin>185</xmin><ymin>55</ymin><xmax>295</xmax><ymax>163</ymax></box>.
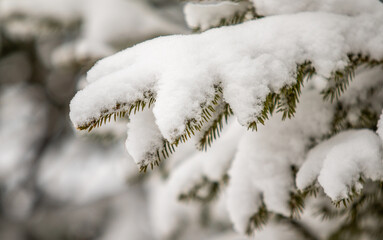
<box><xmin>70</xmin><ymin>11</ymin><xmax>383</xmax><ymax>146</ymax></box>
<box><xmin>226</xmin><ymin>88</ymin><xmax>333</xmax><ymax>234</ymax></box>
<box><xmin>296</xmin><ymin>129</ymin><xmax>383</xmax><ymax>203</ymax></box>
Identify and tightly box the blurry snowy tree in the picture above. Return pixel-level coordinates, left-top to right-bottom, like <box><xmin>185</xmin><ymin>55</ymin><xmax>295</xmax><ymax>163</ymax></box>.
<box><xmin>1</xmin><ymin>0</ymin><xmax>383</xmax><ymax>240</ymax></box>
<box><xmin>69</xmin><ymin>0</ymin><xmax>383</xmax><ymax>239</ymax></box>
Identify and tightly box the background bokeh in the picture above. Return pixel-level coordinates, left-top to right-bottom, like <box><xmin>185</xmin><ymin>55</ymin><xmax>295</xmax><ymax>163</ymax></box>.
<box><xmin>0</xmin><ymin>1</ymin><xmax>213</xmax><ymax>239</ymax></box>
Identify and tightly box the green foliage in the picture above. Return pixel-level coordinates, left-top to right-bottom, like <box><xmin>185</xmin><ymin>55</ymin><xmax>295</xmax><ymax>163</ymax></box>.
<box><xmin>289</xmin><ymin>192</ymin><xmax>305</xmax><ymax>218</ymax></box>
<box><xmin>138</xmin><ymin>138</ymin><xmax>175</xmax><ymax>173</ymax></box>
<box><xmin>178</xmin><ymin>175</ymin><xmax>228</xmax><ymax>202</ymax></box>
<box><xmin>332</xmin><ymin>176</ymin><xmax>366</xmax><ymax>209</ymax></box>
<box><xmin>247</xmin><ymin>61</ymin><xmax>315</xmax><ymax>131</ymax></box>
<box><xmin>170</xmin><ymin>84</ymin><xmax>226</xmax><ymax>148</ymax></box>
<box><xmin>196</xmin><ymin>103</ymin><xmax>233</xmax><ymax>151</ymax></box>
<box><xmin>327</xmin><ymin>182</ymin><xmax>383</xmax><ymax>240</ymax></box>
<box><xmin>246</xmin><ymin>204</ymin><xmax>269</xmax><ymax>234</ymax></box>
<box><xmin>322</xmin><ymin>63</ymin><xmax>356</xmax><ymax>102</ymax></box>
<box><xmin>77</xmin><ymin>90</ymin><xmax>156</xmax><ymax>131</ymax></box>
<box><xmin>322</xmin><ymin>54</ymin><xmax>383</xmax><ymax>102</ymax></box>
<box><xmin>187</xmin><ymin>1</ymin><xmax>259</xmax><ymax>33</ymax></box>
<box><xmin>300</xmin><ymin>185</ymin><xmax>320</xmax><ymax>198</ymax></box>
<box><xmin>331</xmin><ymin>95</ymin><xmax>382</xmax><ymax>134</ymax></box>
<box><xmin>76</xmin><ymin>54</ymin><xmax>382</xmax><ymax>173</ymax></box>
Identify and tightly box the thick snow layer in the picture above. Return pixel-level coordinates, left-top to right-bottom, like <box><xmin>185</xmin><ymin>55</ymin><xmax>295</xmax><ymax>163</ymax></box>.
<box><xmin>125</xmin><ymin>109</ymin><xmax>165</xmax><ymax>168</ymax></box>
<box><xmin>252</xmin><ymin>0</ymin><xmax>383</xmax><ymax>16</ymax></box>
<box><xmin>296</xmin><ymin>129</ymin><xmax>383</xmax><ymax>201</ymax></box>
<box><xmin>70</xmin><ymin>10</ymin><xmax>383</xmax><ymax>143</ymax></box>
<box><xmin>184</xmin><ymin>1</ymin><xmax>250</xmax><ymax>31</ymax></box>
<box><xmin>226</xmin><ymin>87</ymin><xmax>333</xmax><ymax>233</ymax></box>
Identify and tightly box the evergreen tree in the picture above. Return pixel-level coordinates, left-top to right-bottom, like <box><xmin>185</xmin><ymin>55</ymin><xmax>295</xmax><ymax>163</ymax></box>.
<box><xmin>70</xmin><ymin>0</ymin><xmax>383</xmax><ymax>239</ymax></box>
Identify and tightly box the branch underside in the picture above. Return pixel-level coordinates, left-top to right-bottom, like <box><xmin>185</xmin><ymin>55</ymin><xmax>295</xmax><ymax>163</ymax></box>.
<box><xmin>75</xmin><ymin>54</ymin><xmax>383</xmax><ymax>172</ymax></box>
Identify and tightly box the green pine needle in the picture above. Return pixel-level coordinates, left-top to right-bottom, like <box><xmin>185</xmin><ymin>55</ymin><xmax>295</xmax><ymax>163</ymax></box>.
<box><xmin>322</xmin><ymin>54</ymin><xmax>383</xmax><ymax>102</ymax></box>
<box><xmin>197</xmin><ymin>103</ymin><xmax>233</xmax><ymax>151</ymax></box>
<box><xmin>77</xmin><ymin>91</ymin><xmax>156</xmax><ymax>132</ymax></box>
<box><xmin>247</xmin><ymin>61</ymin><xmax>314</xmax><ymax>130</ymax></box>
<box><xmin>246</xmin><ymin>204</ymin><xmax>269</xmax><ymax>235</ymax></box>
<box><xmin>178</xmin><ymin>175</ymin><xmax>228</xmax><ymax>202</ymax></box>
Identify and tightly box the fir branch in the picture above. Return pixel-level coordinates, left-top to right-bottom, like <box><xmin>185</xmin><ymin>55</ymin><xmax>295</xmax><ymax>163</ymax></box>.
<box><xmin>247</xmin><ymin>61</ymin><xmax>315</xmax><ymax>130</ymax></box>
<box><xmin>290</xmin><ymin>165</ymin><xmax>305</xmax><ymax>218</ymax></box>
<box><xmin>289</xmin><ymin>192</ymin><xmax>305</xmax><ymax>218</ymax></box>
<box><xmin>322</xmin><ymin>54</ymin><xmax>383</xmax><ymax>102</ymax></box>
<box><xmin>327</xmin><ymin>182</ymin><xmax>383</xmax><ymax>240</ymax></box>
<box><xmin>77</xmin><ymin>86</ymin><xmax>226</xmax><ymax>173</ymax></box>
<box><xmin>322</xmin><ymin>63</ymin><xmax>356</xmax><ymax>102</ymax></box>
<box><xmin>77</xmin><ymin>84</ymin><xmax>227</xmax><ymax>171</ymax></box>
<box><xmin>76</xmin><ymin>90</ymin><xmax>156</xmax><ymax>132</ymax></box>
<box><xmin>137</xmin><ymin>138</ymin><xmax>176</xmax><ymax>173</ymax></box>
<box><xmin>247</xmin><ymin>54</ymin><xmax>381</xmax><ymax>132</ymax></box>
<box><xmin>178</xmin><ymin>175</ymin><xmax>228</xmax><ymax>202</ymax></box>
<box><xmin>190</xmin><ymin>2</ymin><xmax>259</xmax><ymax>33</ymax></box>
<box><xmin>331</xmin><ymin>75</ymin><xmax>383</xmax><ymax>134</ymax></box>
<box><xmin>170</xmin><ymin>84</ymin><xmax>225</xmax><ymax>146</ymax></box>
<box><xmin>331</xmin><ymin>105</ymin><xmax>380</xmax><ymax>134</ymax></box>
<box><xmin>300</xmin><ymin>185</ymin><xmax>320</xmax><ymax>198</ymax></box>
<box><xmin>196</xmin><ymin>102</ymin><xmax>233</xmax><ymax>151</ymax></box>
<box><xmin>317</xmin><ymin>205</ymin><xmax>342</xmax><ymax>221</ymax></box>
<box><xmin>277</xmin><ymin>61</ymin><xmax>315</xmax><ymax>120</ymax></box>
<box><xmin>216</xmin><ymin>8</ymin><xmax>256</xmax><ymax>27</ymax></box>
<box><xmin>333</xmin><ymin>176</ymin><xmax>366</xmax><ymax>208</ymax></box>
<box><xmin>246</xmin><ymin>204</ymin><xmax>269</xmax><ymax>235</ymax></box>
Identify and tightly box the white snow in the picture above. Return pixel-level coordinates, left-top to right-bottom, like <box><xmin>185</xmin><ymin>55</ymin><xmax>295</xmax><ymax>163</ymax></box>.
<box><xmin>70</xmin><ymin>10</ymin><xmax>383</xmax><ymax>144</ymax></box>
<box><xmin>296</xmin><ymin>129</ymin><xmax>383</xmax><ymax>201</ymax></box>
<box><xmin>63</xmin><ymin>0</ymin><xmax>383</xmax><ymax>237</ymax></box>
<box><xmin>125</xmin><ymin>109</ymin><xmax>165</xmax><ymax>168</ymax></box>
<box><xmin>167</xmin><ymin>120</ymin><xmax>245</xmax><ymax>199</ymax></box>
<box><xmin>251</xmin><ymin>0</ymin><xmax>383</xmax><ymax>16</ymax></box>
<box><xmin>226</xmin><ymin>87</ymin><xmax>333</xmax><ymax>233</ymax></box>
<box><xmin>184</xmin><ymin>1</ymin><xmax>251</xmax><ymax>31</ymax></box>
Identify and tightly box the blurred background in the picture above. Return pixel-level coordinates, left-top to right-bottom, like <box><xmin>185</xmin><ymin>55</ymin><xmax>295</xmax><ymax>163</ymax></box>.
<box><xmin>0</xmin><ymin>0</ymin><xmax>225</xmax><ymax>239</ymax></box>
